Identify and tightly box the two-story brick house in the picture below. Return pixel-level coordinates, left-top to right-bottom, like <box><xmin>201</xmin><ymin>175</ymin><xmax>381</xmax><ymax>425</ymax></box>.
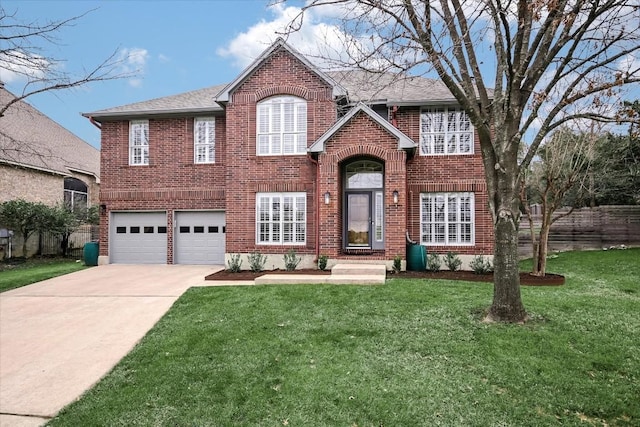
<box><xmin>84</xmin><ymin>39</ymin><xmax>493</xmax><ymax>268</ymax></box>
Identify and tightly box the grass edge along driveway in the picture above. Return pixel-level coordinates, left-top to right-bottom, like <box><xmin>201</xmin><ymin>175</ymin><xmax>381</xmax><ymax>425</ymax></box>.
<box><xmin>49</xmin><ymin>249</ymin><xmax>639</xmax><ymax>426</ymax></box>
<box><xmin>0</xmin><ymin>258</ymin><xmax>88</xmax><ymax>293</ymax></box>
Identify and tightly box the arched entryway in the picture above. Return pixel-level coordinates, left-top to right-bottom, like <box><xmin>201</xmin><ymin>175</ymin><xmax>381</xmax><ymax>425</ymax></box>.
<box><xmin>342</xmin><ymin>158</ymin><xmax>385</xmax><ymax>250</ymax></box>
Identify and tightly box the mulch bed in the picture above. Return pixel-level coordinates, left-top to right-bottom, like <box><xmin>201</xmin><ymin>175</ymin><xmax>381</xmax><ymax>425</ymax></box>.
<box><xmin>205</xmin><ymin>268</ymin><xmax>564</xmax><ymax>286</ymax></box>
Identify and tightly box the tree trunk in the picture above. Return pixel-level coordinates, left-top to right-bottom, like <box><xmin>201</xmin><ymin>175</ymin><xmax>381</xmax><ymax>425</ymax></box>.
<box><xmin>486</xmin><ymin>209</ymin><xmax>527</xmax><ymax>323</ymax></box>
<box><xmin>536</xmin><ymin>222</ymin><xmax>551</xmax><ymax>276</ymax></box>
<box><xmin>21</xmin><ymin>232</ymin><xmax>29</xmax><ymax>258</ymax></box>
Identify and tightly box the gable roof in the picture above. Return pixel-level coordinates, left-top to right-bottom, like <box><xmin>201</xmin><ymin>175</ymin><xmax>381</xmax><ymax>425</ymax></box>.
<box><xmin>308</xmin><ymin>103</ymin><xmax>416</xmax><ymax>153</ymax></box>
<box><xmin>215</xmin><ymin>38</ymin><xmax>347</xmax><ymax>103</ymax></box>
<box><xmin>0</xmin><ymin>87</ymin><xmax>100</xmax><ymax>179</ymax></box>
<box><xmin>84</xmin><ymin>84</ymin><xmax>226</xmax><ymax>120</ymax></box>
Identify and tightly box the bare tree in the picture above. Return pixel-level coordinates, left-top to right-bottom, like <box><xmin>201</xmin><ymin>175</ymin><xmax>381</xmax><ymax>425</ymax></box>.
<box><xmin>283</xmin><ymin>0</ymin><xmax>640</xmax><ymax>322</ymax></box>
<box><xmin>520</xmin><ymin>127</ymin><xmax>597</xmax><ymax>276</ymax></box>
<box><xmin>0</xmin><ymin>5</ymin><xmax>131</xmax><ymax>117</ymax></box>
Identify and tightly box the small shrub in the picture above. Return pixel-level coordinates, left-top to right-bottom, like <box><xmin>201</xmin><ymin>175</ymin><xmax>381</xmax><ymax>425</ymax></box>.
<box><xmin>470</xmin><ymin>254</ymin><xmax>493</xmax><ymax>274</ymax></box>
<box><xmin>248</xmin><ymin>251</ymin><xmax>267</xmax><ymax>273</ymax></box>
<box><xmin>427</xmin><ymin>253</ymin><xmax>442</xmax><ymax>272</ymax></box>
<box><xmin>393</xmin><ymin>255</ymin><xmax>402</xmax><ymax>273</ymax></box>
<box><xmin>318</xmin><ymin>254</ymin><xmax>328</xmax><ymax>271</ymax></box>
<box><xmin>444</xmin><ymin>251</ymin><xmax>462</xmax><ymax>272</ymax></box>
<box><xmin>227</xmin><ymin>253</ymin><xmax>243</xmax><ymax>273</ymax></box>
<box><xmin>283</xmin><ymin>249</ymin><xmax>301</xmax><ymax>271</ymax></box>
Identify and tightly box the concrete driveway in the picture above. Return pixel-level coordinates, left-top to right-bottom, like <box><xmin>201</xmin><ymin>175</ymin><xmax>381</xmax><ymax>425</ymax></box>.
<box><xmin>0</xmin><ymin>264</ymin><xmax>222</xmax><ymax>426</ymax></box>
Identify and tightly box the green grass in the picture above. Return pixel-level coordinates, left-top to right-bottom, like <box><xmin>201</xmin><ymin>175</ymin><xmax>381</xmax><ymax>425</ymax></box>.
<box><xmin>49</xmin><ymin>249</ymin><xmax>639</xmax><ymax>426</ymax></box>
<box><xmin>0</xmin><ymin>257</ymin><xmax>88</xmax><ymax>293</ymax></box>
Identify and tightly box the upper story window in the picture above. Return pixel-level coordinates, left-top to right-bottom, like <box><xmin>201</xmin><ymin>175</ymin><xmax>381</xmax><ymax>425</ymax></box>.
<box><xmin>257</xmin><ymin>96</ymin><xmax>307</xmax><ymax>155</ymax></box>
<box><xmin>129</xmin><ymin>120</ymin><xmax>149</xmax><ymax>165</ymax></box>
<box><xmin>63</xmin><ymin>177</ymin><xmax>88</xmax><ymax>212</ymax></box>
<box><xmin>420</xmin><ymin>107</ymin><xmax>473</xmax><ymax>155</ymax></box>
<box><xmin>194</xmin><ymin>117</ymin><xmax>215</xmax><ymax>164</ymax></box>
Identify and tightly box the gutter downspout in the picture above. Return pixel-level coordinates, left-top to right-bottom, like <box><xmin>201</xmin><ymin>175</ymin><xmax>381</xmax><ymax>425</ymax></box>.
<box><xmin>88</xmin><ymin>116</ymin><xmax>102</xmax><ymax>130</ymax></box>
<box><xmin>308</xmin><ymin>153</ymin><xmax>320</xmax><ymax>262</ymax></box>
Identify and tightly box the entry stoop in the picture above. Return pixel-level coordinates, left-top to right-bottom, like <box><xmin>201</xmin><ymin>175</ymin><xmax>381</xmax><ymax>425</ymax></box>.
<box><xmin>327</xmin><ymin>263</ymin><xmax>386</xmax><ymax>285</ymax></box>
<box><xmin>253</xmin><ymin>263</ymin><xmax>386</xmax><ymax>285</ymax></box>
<box><xmin>327</xmin><ymin>264</ymin><xmax>387</xmax><ymax>285</ymax></box>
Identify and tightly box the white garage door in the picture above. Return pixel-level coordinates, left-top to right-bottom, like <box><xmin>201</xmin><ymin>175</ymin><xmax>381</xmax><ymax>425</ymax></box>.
<box><xmin>111</xmin><ymin>212</ymin><xmax>167</xmax><ymax>264</ymax></box>
<box><xmin>174</xmin><ymin>211</ymin><xmax>225</xmax><ymax>264</ymax></box>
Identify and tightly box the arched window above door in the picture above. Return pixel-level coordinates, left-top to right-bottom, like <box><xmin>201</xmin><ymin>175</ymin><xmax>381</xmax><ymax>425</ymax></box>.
<box><xmin>345</xmin><ymin>159</ymin><xmax>384</xmax><ymax>189</ymax></box>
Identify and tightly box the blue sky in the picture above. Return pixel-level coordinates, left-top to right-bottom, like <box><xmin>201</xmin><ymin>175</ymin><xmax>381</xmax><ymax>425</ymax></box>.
<box><xmin>2</xmin><ymin>0</ymin><xmax>314</xmax><ymax>148</ymax></box>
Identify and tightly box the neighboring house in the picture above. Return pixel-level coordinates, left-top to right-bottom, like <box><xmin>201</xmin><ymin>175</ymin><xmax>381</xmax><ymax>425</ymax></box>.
<box><xmin>84</xmin><ymin>39</ymin><xmax>493</xmax><ymax>268</ymax></box>
<box><xmin>0</xmin><ymin>83</ymin><xmax>100</xmax><ymax>257</ymax></box>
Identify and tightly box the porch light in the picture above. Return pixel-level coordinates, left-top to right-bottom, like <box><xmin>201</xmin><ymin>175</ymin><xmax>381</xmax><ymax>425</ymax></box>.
<box><xmin>393</xmin><ymin>190</ymin><xmax>399</xmax><ymax>205</ymax></box>
<box><xmin>324</xmin><ymin>191</ymin><xmax>331</xmax><ymax>205</ymax></box>
<box><xmin>100</xmin><ymin>204</ymin><xmax>107</xmax><ymax>215</ymax></box>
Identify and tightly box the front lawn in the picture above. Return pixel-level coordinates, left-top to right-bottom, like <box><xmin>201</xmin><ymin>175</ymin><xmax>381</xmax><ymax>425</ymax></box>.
<box><xmin>0</xmin><ymin>257</ymin><xmax>88</xmax><ymax>293</ymax></box>
<box><xmin>49</xmin><ymin>249</ymin><xmax>639</xmax><ymax>426</ymax></box>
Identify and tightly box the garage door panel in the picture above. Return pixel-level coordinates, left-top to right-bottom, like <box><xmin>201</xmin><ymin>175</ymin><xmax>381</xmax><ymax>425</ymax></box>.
<box><xmin>175</xmin><ymin>212</ymin><xmax>225</xmax><ymax>265</ymax></box>
<box><xmin>111</xmin><ymin>212</ymin><xmax>167</xmax><ymax>264</ymax></box>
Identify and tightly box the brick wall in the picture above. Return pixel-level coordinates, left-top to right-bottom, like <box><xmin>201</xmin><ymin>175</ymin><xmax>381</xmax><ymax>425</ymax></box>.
<box><xmin>0</xmin><ymin>164</ymin><xmax>62</xmax><ymax>205</ymax></box>
<box><xmin>98</xmin><ymin>115</ymin><xmax>226</xmax><ymax>261</ymax></box>
<box><xmin>399</xmin><ymin>106</ymin><xmax>494</xmax><ymax>255</ymax></box>
<box><xmin>319</xmin><ymin>111</ymin><xmax>407</xmax><ymax>259</ymax></box>
<box><xmin>224</xmin><ymin>47</ymin><xmax>336</xmax><ymax>256</ymax></box>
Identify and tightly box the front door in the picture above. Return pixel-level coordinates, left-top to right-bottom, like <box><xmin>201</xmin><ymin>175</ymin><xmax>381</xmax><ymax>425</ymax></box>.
<box><xmin>343</xmin><ymin>159</ymin><xmax>385</xmax><ymax>250</ymax></box>
<box><xmin>346</xmin><ymin>192</ymin><xmax>371</xmax><ymax>247</ymax></box>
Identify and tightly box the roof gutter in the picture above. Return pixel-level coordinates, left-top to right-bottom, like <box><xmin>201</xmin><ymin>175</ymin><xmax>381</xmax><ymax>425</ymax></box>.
<box><xmin>88</xmin><ymin>116</ymin><xmax>101</xmax><ymax>130</ymax></box>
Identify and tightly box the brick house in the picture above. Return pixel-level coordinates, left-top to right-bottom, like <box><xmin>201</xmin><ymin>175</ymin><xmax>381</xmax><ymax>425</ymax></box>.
<box><xmin>84</xmin><ymin>39</ymin><xmax>493</xmax><ymax>268</ymax></box>
<box><xmin>0</xmin><ymin>84</ymin><xmax>100</xmax><ymax>257</ymax></box>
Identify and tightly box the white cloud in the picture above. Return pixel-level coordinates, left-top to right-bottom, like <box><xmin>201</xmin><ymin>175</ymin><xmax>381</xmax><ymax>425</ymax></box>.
<box><xmin>118</xmin><ymin>47</ymin><xmax>149</xmax><ymax>87</ymax></box>
<box><xmin>158</xmin><ymin>53</ymin><xmax>171</xmax><ymax>63</ymax></box>
<box><xmin>216</xmin><ymin>3</ymin><xmax>354</xmax><ymax>70</ymax></box>
<box><xmin>0</xmin><ymin>50</ymin><xmax>49</xmax><ymax>83</ymax></box>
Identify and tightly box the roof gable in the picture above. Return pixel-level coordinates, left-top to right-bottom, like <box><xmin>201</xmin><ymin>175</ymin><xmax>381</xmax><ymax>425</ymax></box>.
<box><xmin>215</xmin><ymin>38</ymin><xmax>346</xmax><ymax>103</ymax></box>
<box><xmin>308</xmin><ymin>103</ymin><xmax>416</xmax><ymax>153</ymax></box>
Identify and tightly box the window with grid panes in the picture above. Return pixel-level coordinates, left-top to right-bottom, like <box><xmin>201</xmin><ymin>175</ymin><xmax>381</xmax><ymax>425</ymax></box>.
<box><xmin>257</xmin><ymin>96</ymin><xmax>307</xmax><ymax>155</ymax></box>
<box><xmin>420</xmin><ymin>107</ymin><xmax>473</xmax><ymax>155</ymax></box>
<box><xmin>129</xmin><ymin>120</ymin><xmax>149</xmax><ymax>165</ymax></box>
<box><xmin>194</xmin><ymin>118</ymin><xmax>215</xmax><ymax>163</ymax></box>
<box><xmin>256</xmin><ymin>193</ymin><xmax>306</xmax><ymax>245</ymax></box>
<box><xmin>420</xmin><ymin>193</ymin><xmax>474</xmax><ymax>245</ymax></box>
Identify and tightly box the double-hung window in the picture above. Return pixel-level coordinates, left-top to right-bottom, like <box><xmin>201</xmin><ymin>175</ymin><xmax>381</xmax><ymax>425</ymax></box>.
<box><xmin>129</xmin><ymin>120</ymin><xmax>149</xmax><ymax>165</ymax></box>
<box><xmin>420</xmin><ymin>192</ymin><xmax>474</xmax><ymax>245</ymax></box>
<box><xmin>194</xmin><ymin>117</ymin><xmax>215</xmax><ymax>163</ymax></box>
<box><xmin>256</xmin><ymin>192</ymin><xmax>306</xmax><ymax>245</ymax></box>
<box><xmin>257</xmin><ymin>96</ymin><xmax>307</xmax><ymax>155</ymax></box>
<box><xmin>420</xmin><ymin>107</ymin><xmax>473</xmax><ymax>155</ymax></box>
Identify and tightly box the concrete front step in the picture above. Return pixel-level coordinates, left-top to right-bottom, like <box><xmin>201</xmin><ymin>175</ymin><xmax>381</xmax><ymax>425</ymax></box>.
<box><xmin>254</xmin><ymin>274</ymin><xmax>331</xmax><ymax>285</ymax></box>
<box><xmin>331</xmin><ymin>263</ymin><xmax>387</xmax><ymax>276</ymax></box>
<box><xmin>254</xmin><ymin>263</ymin><xmax>387</xmax><ymax>285</ymax></box>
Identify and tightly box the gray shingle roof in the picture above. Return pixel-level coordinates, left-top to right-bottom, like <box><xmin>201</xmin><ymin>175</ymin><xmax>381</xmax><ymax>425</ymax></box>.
<box><xmin>83</xmin><ymin>72</ymin><xmax>464</xmax><ymax>120</ymax></box>
<box><xmin>84</xmin><ymin>84</ymin><xmax>226</xmax><ymax>119</ymax></box>
<box><xmin>0</xmin><ymin>87</ymin><xmax>100</xmax><ymax>178</ymax></box>
<box><xmin>327</xmin><ymin>70</ymin><xmax>458</xmax><ymax>104</ymax></box>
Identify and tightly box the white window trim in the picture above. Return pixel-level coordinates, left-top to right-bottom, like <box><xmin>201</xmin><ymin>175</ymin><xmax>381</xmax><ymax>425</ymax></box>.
<box><xmin>256</xmin><ymin>192</ymin><xmax>307</xmax><ymax>245</ymax></box>
<box><xmin>194</xmin><ymin>117</ymin><xmax>216</xmax><ymax>164</ymax></box>
<box><xmin>256</xmin><ymin>96</ymin><xmax>307</xmax><ymax>156</ymax></box>
<box><xmin>419</xmin><ymin>107</ymin><xmax>474</xmax><ymax>156</ymax></box>
<box><xmin>420</xmin><ymin>192</ymin><xmax>475</xmax><ymax>246</ymax></box>
<box><xmin>129</xmin><ymin>120</ymin><xmax>149</xmax><ymax>166</ymax></box>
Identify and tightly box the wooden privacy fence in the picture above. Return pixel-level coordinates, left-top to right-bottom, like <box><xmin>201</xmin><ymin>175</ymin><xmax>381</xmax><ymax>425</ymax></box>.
<box><xmin>518</xmin><ymin>205</ymin><xmax>640</xmax><ymax>258</ymax></box>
